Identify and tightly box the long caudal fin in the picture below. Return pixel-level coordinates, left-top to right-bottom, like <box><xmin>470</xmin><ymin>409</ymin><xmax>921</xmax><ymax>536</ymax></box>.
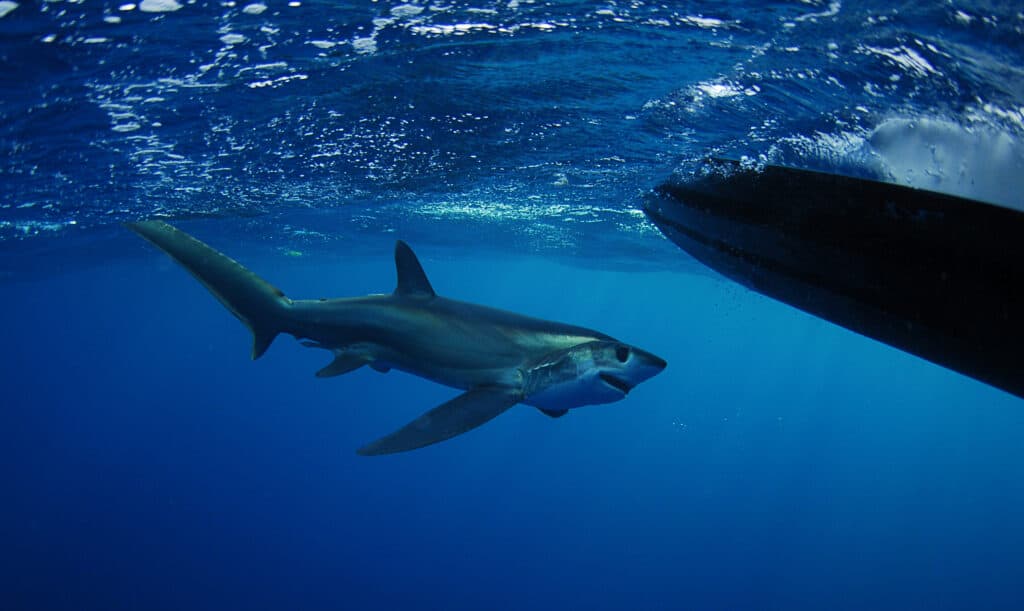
<box><xmin>128</xmin><ymin>220</ymin><xmax>290</xmax><ymax>359</ymax></box>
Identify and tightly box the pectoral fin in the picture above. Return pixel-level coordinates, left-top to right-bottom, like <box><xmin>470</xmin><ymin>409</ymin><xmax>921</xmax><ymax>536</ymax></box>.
<box><xmin>357</xmin><ymin>387</ymin><xmax>520</xmax><ymax>456</ymax></box>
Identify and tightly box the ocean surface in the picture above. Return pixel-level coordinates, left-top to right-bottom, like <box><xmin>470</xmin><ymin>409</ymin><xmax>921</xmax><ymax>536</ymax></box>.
<box><xmin>3</xmin><ymin>1</ymin><xmax>1024</xmax><ymax>609</ymax></box>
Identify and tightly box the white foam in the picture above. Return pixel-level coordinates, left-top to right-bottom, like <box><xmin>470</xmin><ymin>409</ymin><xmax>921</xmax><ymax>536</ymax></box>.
<box><xmin>139</xmin><ymin>0</ymin><xmax>182</xmax><ymax>12</ymax></box>
<box><xmin>390</xmin><ymin>3</ymin><xmax>423</xmax><ymax>18</ymax></box>
<box><xmin>864</xmin><ymin>45</ymin><xmax>938</xmax><ymax>78</ymax></box>
<box><xmin>411</xmin><ymin>23</ymin><xmax>497</xmax><ymax>36</ymax></box>
<box><xmin>220</xmin><ymin>33</ymin><xmax>246</xmax><ymax>45</ymax></box>
<box><xmin>352</xmin><ymin>36</ymin><xmax>377</xmax><ymax>54</ymax></box>
<box><xmin>979</xmin><ymin>101</ymin><xmax>1024</xmax><ymax>130</ymax></box>
<box><xmin>794</xmin><ymin>0</ymin><xmax>841</xmax><ymax>22</ymax></box>
<box><xmin>242</xmin><ymin>3</ymin><xmax>266</xmax><ymax>15</ymax></box>
<box><xmin>697</xmin><ymin>82</ymin><xmax>742</xmax><ymax>98</ymax></box>
<box><xmin>7</xmin><ymin>219</ymin><xmax>77</xmax><ymax>236</ymax></box>
<box><xmin>869</xmin><ymin>117</ymin><xmax>1024</xmax><ymax>210</ymax></box>
<box><xmin>234</xmin><ymin>62</ymin><xmax>288</xmax><ymax>78</ymax></box>
<box><xmin>0</xmin><ymin>1</ymin><xmax>17</xmax><ymax>19</ymax></box>
<box><xmin>953</xmin><ymin>10</ymin><xmax>974</xmax><ymax>25</ymax></box>
<box><xmin>247</xmin><ymin>73</ymin><xmax>307</xmax><ymax>88</ymax></box>
<box><xmin>679</xmin><ymin>15</ymin><xmax>725</xmax><ymax>29</ymax></box>
<box><xmin>112</xmin><ymin>122</ymin><xmax>142</xmax><ymax>132</ymax></box>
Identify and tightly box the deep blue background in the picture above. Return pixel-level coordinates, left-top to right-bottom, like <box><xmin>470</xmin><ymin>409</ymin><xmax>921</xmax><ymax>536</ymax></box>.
<box><xmin>3</xmin><ymin>1</ymin><xmax>1024</xmax><ymax>609</ymax></box>
<box><xmin>3</xmin><ymin>233</ymin><xmax>1024</xmax><ymax>610</ymax></box>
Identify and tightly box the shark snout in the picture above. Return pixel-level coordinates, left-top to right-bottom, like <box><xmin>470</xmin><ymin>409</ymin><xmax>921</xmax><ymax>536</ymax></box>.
<box><xmin>597</xmin><ymin>345</ymin><xmax>666</xmax><ymax>397</ymax></box>
<box><xmin>626</xmin><ymin>348</ymin><xmax>667</xmax><ymax>392</ymax></box>
<box><xmin>639</xmin><ymin>349</ymin><xmax>667</xmax><ymax>372</ymax></box>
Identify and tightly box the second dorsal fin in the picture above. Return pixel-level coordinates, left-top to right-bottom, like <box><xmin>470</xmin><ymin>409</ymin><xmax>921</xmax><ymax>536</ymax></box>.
<box><xmin>393</xmin><ymin>240</ymin><xmax>436</xmax><ymax>299</ymax></box>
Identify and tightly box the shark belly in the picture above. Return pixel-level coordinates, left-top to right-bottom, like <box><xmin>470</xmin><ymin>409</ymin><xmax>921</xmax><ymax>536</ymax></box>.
<box><xmin>522</xmin><ymin>374</ymin><xmax>624</xmax><ymax>410</ymax></box>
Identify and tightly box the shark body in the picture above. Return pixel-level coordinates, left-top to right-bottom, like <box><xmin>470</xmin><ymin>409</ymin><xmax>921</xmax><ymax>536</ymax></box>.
<box><xmin>129</xmin><ymin>221</ymin><xmax>666</xmax><ymax>455</ymax></box>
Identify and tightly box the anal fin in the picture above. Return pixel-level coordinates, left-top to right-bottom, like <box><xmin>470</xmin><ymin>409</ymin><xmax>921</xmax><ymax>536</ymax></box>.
<box><xmin>357</xmin><ymin>387</ymin><xmax>520</xmax><ymax>456</ymax></box>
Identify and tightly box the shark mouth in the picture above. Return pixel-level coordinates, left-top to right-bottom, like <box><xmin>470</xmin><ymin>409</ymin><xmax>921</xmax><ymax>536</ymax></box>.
<box><xmin>599</xmin><ymin>373</ymin><xmax>632</xmax><ymax>395</ymax></box>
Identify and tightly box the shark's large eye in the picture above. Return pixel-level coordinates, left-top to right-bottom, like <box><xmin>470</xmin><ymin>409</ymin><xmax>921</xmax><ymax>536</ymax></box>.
<box><xmin>615</xmin><ymin>345</ymin><xmax>630</xmax><ymax>363</ymax></box>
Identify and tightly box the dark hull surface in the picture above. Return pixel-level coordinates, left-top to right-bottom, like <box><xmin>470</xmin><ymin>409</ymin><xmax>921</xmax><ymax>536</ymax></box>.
<box><xmin>644</xmin><ymin>159</ymin><xmax>1024</xmax><ymax>399</ymax></box>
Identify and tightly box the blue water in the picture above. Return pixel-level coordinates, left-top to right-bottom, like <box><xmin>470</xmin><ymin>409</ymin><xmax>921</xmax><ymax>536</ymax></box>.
<box><xmin>3</xmin><ymin>1</ymin><xmax>1024</xmax><ymax>609</ymax></box>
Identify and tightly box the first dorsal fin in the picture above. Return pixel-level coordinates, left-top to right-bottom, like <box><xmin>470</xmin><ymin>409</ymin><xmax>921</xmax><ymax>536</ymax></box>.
<box><xmin>393</xmin><ymin>240</ymin><xmax>436</xmax><ymax>299</ymax></box>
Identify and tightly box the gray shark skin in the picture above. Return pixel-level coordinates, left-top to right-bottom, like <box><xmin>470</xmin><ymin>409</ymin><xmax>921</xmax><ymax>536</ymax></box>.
<box><xmin>128</xmin><ymin>221</ymin><xmax>666</xmax><ymax>455</ymax></box>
